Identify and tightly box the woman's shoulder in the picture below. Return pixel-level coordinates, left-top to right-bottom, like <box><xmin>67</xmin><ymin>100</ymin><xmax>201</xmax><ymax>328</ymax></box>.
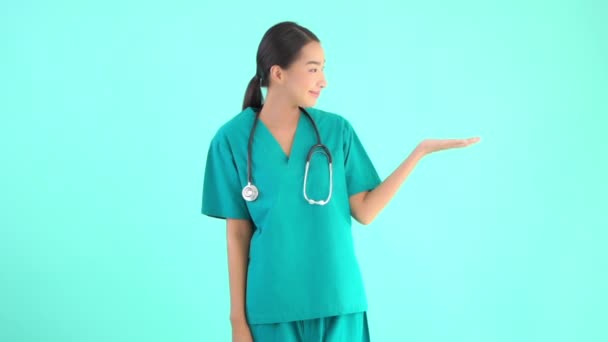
<box><xmin>306</xmin><ymin>107</ymin><xmax>358</xmax><ymax>136</ymax></box>
<box><xmin>305</xmin><ymin>106</ymin><xmax>351</xmax><ymax>127</ymax></box>
<box><xmin>211</xmin><ymin>107</ymin><xmax>255</xmax><ymax>141</ymax></box>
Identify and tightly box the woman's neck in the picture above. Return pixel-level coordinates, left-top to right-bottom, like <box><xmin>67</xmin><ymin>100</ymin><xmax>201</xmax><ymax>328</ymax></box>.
<box><xmin>258</xmin><ymin>93</ymin><xmax>301</xmax><ymax>129</ymax></box>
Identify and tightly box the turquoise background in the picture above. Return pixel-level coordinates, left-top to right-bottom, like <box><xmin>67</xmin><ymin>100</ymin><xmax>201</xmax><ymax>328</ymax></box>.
<box><xmin>1</xmin><ymin>0</ymin><xmax>606</xmax><ymax>341</ymax></box>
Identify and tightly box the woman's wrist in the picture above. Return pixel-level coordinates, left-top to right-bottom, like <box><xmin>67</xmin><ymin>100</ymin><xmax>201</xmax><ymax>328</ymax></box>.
<box><xmin>230</xmin><ymin>314</ymin><xmax>248</xmax><ymax>326</ymax></box>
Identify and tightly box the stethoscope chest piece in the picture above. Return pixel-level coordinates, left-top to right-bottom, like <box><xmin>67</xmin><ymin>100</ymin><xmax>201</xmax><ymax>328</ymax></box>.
<box><xmin>242</xmin><ymin>182</ymin><xmax>259</xmax><ymax>201</ymax></box>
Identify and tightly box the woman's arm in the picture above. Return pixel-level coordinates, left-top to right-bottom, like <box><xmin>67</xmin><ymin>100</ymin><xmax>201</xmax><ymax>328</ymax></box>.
<box><xmin>349</xmin><ymin>137</ymin><xmax>480</xmax><ymax>225</ymax></box>
<box><xmin>226</xmin><ymin>218</ymin><xmax>253</xmax><ymax>326</ymax></box>
<box><xmin>349</xmin><ymin>147</ymin><xmax>425</xmax><ymax>225</ymax></box>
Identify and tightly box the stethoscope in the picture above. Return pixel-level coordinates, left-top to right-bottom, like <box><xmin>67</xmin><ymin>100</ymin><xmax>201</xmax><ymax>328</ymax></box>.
<box><xmin>242</xmin><ymin>106</ymin><xmax>333</xmax><ymax>205</ymax></box>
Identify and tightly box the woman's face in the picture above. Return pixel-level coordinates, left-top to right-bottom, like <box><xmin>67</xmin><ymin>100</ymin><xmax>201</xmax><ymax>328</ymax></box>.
<box><xmin>272</xmin><ymin>41</ymin><xmax>328</xmax><ymax>107</ymax></box>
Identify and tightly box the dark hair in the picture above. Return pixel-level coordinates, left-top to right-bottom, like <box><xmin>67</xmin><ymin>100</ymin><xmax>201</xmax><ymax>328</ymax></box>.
<box><xmin>242</xmin><ymin>21</ymin><xmax>320</xmax><ymax>110</ymax></box>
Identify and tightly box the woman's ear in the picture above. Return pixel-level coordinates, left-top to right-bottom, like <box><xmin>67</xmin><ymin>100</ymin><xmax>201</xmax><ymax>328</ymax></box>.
<box><xmin>269</xmin><ymin>65</ymin><xmax>286</xmax><ymax>85</ymax></box>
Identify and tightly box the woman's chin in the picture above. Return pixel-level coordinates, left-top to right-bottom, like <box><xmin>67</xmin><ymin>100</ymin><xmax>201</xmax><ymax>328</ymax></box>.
<box><xmin>304</xmin><ymin>99</ymin><xmax>317</xmax><ymax>107</ymax></box>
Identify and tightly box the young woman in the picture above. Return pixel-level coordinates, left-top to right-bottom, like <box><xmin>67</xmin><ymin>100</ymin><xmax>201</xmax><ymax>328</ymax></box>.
<box><xmin>201</xmin><ymin>21</ymin><xmax>480</xmax><ymax>342</ymax></box>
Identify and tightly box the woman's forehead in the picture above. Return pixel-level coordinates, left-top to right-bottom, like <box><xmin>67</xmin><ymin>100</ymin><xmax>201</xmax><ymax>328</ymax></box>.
<box><xmin>297</xmin><ymin>42</ymin><xmax>326</xmax><ymax>65</ymax></box>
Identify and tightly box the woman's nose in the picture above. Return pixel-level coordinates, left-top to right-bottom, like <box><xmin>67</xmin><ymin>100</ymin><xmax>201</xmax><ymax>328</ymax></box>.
<box><xmin>319</xmin><ymin>76</ymin><xmax>327</xmax><ymax>89</ymax></box>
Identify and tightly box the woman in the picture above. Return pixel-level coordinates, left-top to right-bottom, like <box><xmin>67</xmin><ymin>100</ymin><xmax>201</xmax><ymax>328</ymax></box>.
<box><xmin>201</xmin><ymin>21</ymin><xmax>480</xmax><ymax>342</ymax></box>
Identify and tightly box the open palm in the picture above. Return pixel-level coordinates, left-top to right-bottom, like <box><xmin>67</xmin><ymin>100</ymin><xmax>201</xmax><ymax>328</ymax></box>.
<box><xmin>417</xmin><ymin>137</ymin><xmax>481</xmax><ymax>155</ymax></box>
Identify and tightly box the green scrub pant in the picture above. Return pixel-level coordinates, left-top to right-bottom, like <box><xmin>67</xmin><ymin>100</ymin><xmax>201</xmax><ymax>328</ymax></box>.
<box><xmin>249</xmin><ymin>311</ymin><xmax>370</xmax><ymax>342</ymax></box>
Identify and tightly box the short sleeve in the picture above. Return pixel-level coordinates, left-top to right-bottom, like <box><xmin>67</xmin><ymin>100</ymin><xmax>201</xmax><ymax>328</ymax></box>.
<box><xmin>201</xmin><ymin>131</ymin><xmax>251</xmax><ymax>220</ymax></box>
<box><xmin>343</xmin><ymin>119</ymin><xmax>382</xmax><ymax>197</ymax></box>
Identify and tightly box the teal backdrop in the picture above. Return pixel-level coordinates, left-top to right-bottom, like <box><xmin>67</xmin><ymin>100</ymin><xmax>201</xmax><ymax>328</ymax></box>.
<box><xmin>1</xmin><ymin>1</ymin><xmax>606</xmax><ymax>341</ymax></box>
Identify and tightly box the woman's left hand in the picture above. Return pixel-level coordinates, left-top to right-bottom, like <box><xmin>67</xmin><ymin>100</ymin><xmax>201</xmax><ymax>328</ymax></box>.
<box><xmin>416</xmin><ymin>137</ymin><xmax>481</xmax><ymax>156</ymax></box>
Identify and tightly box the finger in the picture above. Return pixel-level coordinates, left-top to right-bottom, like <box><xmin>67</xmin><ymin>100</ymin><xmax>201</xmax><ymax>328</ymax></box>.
<box><xmin>457</xmin><ymin>137</ymin><xmax>480</xmax><ymax>147</ymax></box>
<box><xmin>467</xmin><ymin>137</ymin><xmax>481</xmax><ymax>145</ymax></box>
<box><xmin>448</xmin><ymin>139</ymin><xmax>469</xmax><ymax>147</ymax></box>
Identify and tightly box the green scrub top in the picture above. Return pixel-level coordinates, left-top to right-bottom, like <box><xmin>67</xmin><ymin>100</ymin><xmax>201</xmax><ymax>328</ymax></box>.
<box><xmin>201</xmin><ymin>106</ymin><xmax>381</xmax><ymax>324</ymax></box>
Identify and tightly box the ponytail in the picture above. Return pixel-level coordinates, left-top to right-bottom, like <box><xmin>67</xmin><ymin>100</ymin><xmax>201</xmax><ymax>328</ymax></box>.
<box><xmin>242</xmin><ymin>74</ymin><xmax>264</xmax><ymax>110</ymax></box>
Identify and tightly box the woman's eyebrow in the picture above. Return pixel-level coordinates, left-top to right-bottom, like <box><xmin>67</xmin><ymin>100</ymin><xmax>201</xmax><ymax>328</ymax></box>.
<box><xmin>305</xmin><ymin>60</ymin><xmax>326</xmax><ymax>66</ymax></box>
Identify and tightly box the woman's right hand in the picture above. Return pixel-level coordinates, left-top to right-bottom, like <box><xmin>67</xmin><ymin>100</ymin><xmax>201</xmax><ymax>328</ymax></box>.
<box><xmin>231</xmin><ymin>322</ymin><xmax>254</xmax><ymax>342</ymax></box>
<box><xmin>415</xmin><ymin>137</ymin><xmax>481</xmax><ymax>156</ymax></box>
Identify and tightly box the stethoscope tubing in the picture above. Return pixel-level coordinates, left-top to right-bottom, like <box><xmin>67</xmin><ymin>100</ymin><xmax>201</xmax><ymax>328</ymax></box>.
<box><xmin>243</xmin><ymin>106</ymin><xmax>333</xmax><ymax>205</ymax></box>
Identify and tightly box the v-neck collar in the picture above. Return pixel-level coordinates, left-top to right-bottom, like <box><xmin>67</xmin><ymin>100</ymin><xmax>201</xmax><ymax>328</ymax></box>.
<box><xmin>250</xmin><ymin>107</ymin><xmax>304</xmax><ymax>164</ymax></box>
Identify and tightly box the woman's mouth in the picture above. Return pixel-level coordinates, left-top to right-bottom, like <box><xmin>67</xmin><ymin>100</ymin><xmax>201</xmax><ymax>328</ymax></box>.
<box><xmin>309</xmin><ymin>91</ymin><xmax>320</xmax><ymax>98</ymax></box>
